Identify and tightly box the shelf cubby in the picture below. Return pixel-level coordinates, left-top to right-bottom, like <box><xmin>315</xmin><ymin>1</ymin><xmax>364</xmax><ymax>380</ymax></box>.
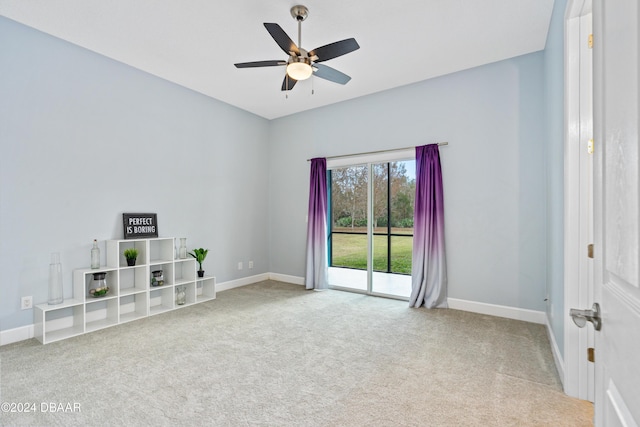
<box><xmin>174</xmin><ymin>258</ymin><xmax>196</xmax><ymax>284</ymax></box>
<box><xmin>85</xmin><ymin>297</ymin><xmax>119</xmax><ymax>332</ymax></box>
<box><xmin>118</xmin><ymin>266</ymin><xmax>148</xmax><ymax>295</ymax></box>
<box><xmin>150</xmin><ymin>262</ymin><xmax>174</xmax><ymax>288</ymax></box>
<box><xmin>34</xmin><ymin>301</ymin><xmax>85</xmax><ymax>344</ymax></box>
<box><xmin>149</xmin><ymin>286</ymin><xmax>175</xmax><ymax>315</ymax></box>
<box><xmin>196</xmin><ymin>277</ymin><xmax>216</xmax><ymax>302</ymax></box>
<box><xmin>119</xmin><ymin>293</ymin><xmax>148</xmax><ymax>323</ymax></box>
<box><xmin>149</xmin><ymin>238</ymin><xmax>175</xmax><ymax>264</ymax></box>
<box><xmin>74</xmin><ymin>268</ymin><xmax>118</xmax><ymax>300</ymax></box>
<box><xmin>174</xmin><ymin>282</ymin><xmax>196</xmax><ymax>306</ymax></box>
<box><xmin>107</xmin><ymin>239</ymin><xmax>148</xmax><ymax>268</ymax></box>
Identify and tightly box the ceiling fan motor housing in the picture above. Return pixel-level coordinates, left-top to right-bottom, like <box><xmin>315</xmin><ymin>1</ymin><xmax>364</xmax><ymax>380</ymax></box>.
<box><xmin>288</xmin><ymin>55</ymin><xmax>311</xmax><ymax>66</ymax></box>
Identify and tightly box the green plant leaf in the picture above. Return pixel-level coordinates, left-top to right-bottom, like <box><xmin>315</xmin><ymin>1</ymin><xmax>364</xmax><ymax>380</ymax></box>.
<box><xmin>123</xmin><ymin>248</ymin><xmax>139</xmax><ymax>259</ymax></box>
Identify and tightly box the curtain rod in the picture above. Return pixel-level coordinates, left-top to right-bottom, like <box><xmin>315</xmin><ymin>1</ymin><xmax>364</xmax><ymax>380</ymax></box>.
<box><xmin>307</xmin><ymin>142</ymin><xmax>448</xmax><ymax>162</ymax></box>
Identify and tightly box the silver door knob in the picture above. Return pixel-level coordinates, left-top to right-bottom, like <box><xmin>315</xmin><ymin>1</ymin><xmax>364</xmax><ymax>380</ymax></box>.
<box><xmin>569</xmin><ymin>302</ymin><xmax>602</xmax><ymax>331</ymax></box>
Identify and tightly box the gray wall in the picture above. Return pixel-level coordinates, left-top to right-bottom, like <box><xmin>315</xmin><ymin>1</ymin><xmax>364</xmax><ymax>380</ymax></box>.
<box><xmin>544</xmin><ymin>0</ymin><xmax>567</xmax><ymax>358</ymax></box>
<box><xmin>269</xmin><ymin>52</ymin><xmax>548</xmax><ymax>311</ymax></box>
<box><xmin>0</xmin><ymin>17</ymin><xmax>270</xmax><ymax>331</ymax></box>
<box><xmin>1</xmin><ymin>10</ymin><xmax>563</xmax><ymax>334</ymax></box>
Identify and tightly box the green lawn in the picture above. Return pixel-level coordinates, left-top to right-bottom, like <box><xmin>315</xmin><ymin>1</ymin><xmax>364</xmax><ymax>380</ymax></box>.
<box><xmin>330</xmin><ymin>233</ymin><xmax>413</xmax><ymax>274</ymax></box>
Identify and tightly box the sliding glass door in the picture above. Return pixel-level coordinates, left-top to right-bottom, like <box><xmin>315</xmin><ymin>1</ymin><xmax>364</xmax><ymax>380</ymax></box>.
<box><xmin>328</xmin><ymin>159</ymin><xmax>415</xmax><ymax>298</ymax></box>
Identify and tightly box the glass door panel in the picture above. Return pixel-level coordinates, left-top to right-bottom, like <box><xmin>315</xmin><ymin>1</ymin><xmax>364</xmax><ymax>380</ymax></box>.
<box><xmin>328</xmin><ymin>165</ymin><xmax>368</xmax><ymax>292</ymax></box>
<box><xmin>371</xmin><ymin>160</ymin><xmax>415</xmax><ymax>298</ymax></box>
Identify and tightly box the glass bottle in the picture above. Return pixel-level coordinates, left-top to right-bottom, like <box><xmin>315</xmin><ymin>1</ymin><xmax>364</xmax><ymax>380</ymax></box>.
<box><xmin>48</xmin><ymin>252</ymin><xmax>64</xmax><ymax>305</ymax></box>
<box><xmin>179</xmin><ymin>238</ymin><xmax>187</xmax><ymax>259</ymax></box>
<box><xmin>89</xmin><ymin>272</ymin><xmax>109</xmax><ymax>297</ymax></box>
<box><xmin>176</xmin><ymin>285</ymin><xmax>186</xmax><ymax>305</ymax></box>
<box><xmin>91</xmin><ymin>239</ymin><xmax>100</xmax><ymax>269</ymax></box>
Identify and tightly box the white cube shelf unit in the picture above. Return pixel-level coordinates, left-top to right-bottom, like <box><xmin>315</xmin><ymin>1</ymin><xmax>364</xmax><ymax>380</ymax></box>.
<box><xmin>34</xmin><ymin>237</ymin><xmax>216</xmax><ymax>344</ymax></box>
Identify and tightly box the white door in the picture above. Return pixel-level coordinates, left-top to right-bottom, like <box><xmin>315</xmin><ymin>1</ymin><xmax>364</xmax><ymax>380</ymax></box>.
<box><xmin>592</xmin><ymin>0</ymin><xmax>640</xmax><ymax>425</ymax></box>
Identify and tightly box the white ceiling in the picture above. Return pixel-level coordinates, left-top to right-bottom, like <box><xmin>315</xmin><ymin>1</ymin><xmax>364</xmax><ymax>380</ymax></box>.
<box><xmin>0</xmin><ymin>0</ymin><xmax>555</xmax><ymax>120</ymax></box>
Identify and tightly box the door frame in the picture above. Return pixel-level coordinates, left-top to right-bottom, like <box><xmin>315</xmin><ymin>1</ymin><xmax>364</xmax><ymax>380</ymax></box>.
<box><xmin>563</xmin><ymin>0</ymin><xmax>594</xmax><ymax>401</ymax></box>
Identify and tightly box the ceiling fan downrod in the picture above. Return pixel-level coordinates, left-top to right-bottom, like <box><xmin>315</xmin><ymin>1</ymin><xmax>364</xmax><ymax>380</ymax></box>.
<box><xmin>290</xmin><ymin>5</ymin><xmax>308</xmax><ymax>49</ymax></box>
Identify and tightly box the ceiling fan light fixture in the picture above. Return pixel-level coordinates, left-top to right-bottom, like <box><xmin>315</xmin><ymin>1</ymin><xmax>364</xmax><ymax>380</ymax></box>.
<box><xmin>286</xmin><ymin>58</ymin><xmax>313</xmax><ymax>80</ymax></box>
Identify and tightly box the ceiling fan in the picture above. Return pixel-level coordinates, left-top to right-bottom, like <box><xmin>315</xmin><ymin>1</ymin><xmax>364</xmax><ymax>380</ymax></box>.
<box><xmin>234</xmin><ymin>5</ymin><xmax>360</xmax><ymax>91</ymax></box>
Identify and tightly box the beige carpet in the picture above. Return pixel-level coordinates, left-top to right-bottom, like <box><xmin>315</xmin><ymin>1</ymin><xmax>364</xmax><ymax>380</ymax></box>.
<box><xmin>0</xmin><ymin>281</ymin><xmax>592</xmax><ymax>426</ymax></box>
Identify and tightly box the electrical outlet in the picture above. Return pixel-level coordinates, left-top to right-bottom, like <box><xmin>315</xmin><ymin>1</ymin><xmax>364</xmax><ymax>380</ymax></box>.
<box><xmin>249</xmin><ymin>261</ymin><xmax>254</xmax><ymax>269</ymax></box>
<box><xmin>238</xmin><ymin>262</ymin><xmax>243</xmax><ymax>270</ymax></box>
<box><xmin>21</xmin><ymin>296</ymin><xmax>33</xmax><ymax>310</ymax></box>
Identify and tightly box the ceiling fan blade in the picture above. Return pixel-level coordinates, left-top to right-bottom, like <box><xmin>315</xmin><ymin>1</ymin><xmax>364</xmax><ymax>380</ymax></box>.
<box><xmin>309</xmin><ymin>38</ymin><xmax>359</xmax><ymax>63</ymax></box>
<box><xmin>313</xmin><ymin>63</ymin><xmax>351</xmax><ymax>85</ymax></box>
<box><xmin>234</xmin><ymin>60</ymin><xmax>286</xmax><ymax>68</ymax></box>
<box><xmin>281</xmin><ymin>75</ymin><xmax>298</xmax><ymax>91</ymax></box>
<box><xmin>264</xmin><ymin>23</ymin><xmax>300</xmax><ymax>55</ymax></box>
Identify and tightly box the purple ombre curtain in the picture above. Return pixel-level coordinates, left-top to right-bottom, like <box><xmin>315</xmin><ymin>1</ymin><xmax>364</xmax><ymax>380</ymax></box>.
<box><xmin>305</xmin><ymin>158</ymin><xmax>329</xmax><ymax>290</ymax></box>
<box><xmin>409</xmin><ymin>144</ymin><xmax>448</xmax><ymax>308</ymax></box>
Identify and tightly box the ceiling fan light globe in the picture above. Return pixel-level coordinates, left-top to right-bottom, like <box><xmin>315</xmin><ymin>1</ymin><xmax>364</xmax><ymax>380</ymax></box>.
<box><xmin>287</xmin><ymin>62</ymin><xmax>313</xmax><ymax>80</ymax></box>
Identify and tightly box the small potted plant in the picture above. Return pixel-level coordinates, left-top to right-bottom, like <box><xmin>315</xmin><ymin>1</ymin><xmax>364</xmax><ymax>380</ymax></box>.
<box><xmin>189</xmin><ymin>248</ymin><xmax>208</xmax><ymax>277</ymax></box>
<box><xmin>123</xmin><ymin>248</ymin><xmax>139</xmax><ymax>266</ymax></box>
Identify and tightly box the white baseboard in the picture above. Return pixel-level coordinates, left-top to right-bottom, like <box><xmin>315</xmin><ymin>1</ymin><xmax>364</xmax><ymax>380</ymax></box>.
<box><xmin>216</xmin><ymin>273</ymin><xmax>304</xmax><ymax>291</ymax></box>
<box><xmin>447</xmin><ymin>298</ymin><xmax>547</xmax><ymax>324</ymax></box>
<box><xmin>0</xmin><ymin>324</ymin><xmax>34</xmax><ymax>346</ymax></box>
<box><xmin>268</xmin><ymin>273</ymin><xmax>305</xmax><ymax>286</ymax></box>
<box><xmin>546</xmin><ymin>314</ymin><xmax>565</xmax><ymax>386</ymax></box>
<box><xmin>216</xmin><ymin>273</ymin><xmax>270</xmax><ymax>292</ymax></box>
